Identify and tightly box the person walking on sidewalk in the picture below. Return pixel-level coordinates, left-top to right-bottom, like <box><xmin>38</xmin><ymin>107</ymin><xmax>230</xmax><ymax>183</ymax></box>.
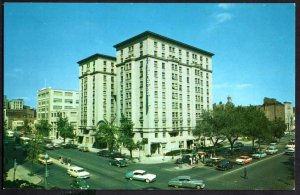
<box><xmin>244</xmin><ymin>167</ymin><xmax>248</xmax><ymax>179</ymax></box>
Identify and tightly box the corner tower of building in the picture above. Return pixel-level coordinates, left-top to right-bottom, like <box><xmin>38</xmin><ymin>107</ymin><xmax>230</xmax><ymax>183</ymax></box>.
<box><xmin>77</xmin><ymin>53</ymin><xmax>116</xmax><ymax>147</ymax></box>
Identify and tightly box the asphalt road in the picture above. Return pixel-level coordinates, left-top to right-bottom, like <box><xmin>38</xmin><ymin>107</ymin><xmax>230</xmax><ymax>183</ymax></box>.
<box><xmin>4</xmin><ymin>134</ymin><xmax>295</xmax><ymax>190</ymax></box>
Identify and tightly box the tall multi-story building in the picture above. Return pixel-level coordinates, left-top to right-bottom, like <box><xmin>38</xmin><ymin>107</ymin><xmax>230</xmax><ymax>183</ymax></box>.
<box><xmin>114</xmin><ymin>31</ymin><xmax>214</xmax><ymax>155</ymax></box>
<box><xmin>77</xmin><ymin>54</ymin><xmax>117</xmax><ymax>146</ymax></box>
<box><xmin>9</xmin><ymin>99</ymin><xmax>24</xmax><ymax>110</ymax></box>
<box><xmin>37</xmin><ymin>88</ymin><xmax>79</xmax><ymax>139</ymax></box>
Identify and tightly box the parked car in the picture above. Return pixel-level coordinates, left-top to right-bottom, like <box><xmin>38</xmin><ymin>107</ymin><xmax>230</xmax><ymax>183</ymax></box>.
<box><xmin>216</xmin><ymin>159</ymin><xmax>234</xmax><ymax>171</ymax></box>
<box><xmin>44</xmin><ymin>144</ymin><xmax>54</xmax><ymax>150</ymax></box>
<box><xmin>284</xmin><ymin>147</ymin><xmax>295</xmax><ymax>155</ymax></box>
<box><xmin>38</xmin><ymin>154</ymin><xmax>53</xmax><ymax>165</ymax></box>
<box><xmin>168</xmin><ymin>176</ymin><xmax>205</xmax><ymax>189</ymax></box>
<box><xmin>70</xmin><ymin>178</ymin><xmax>90</xmax><ymax>190</ymax></box>
<box><xmin>251</xmin><ymin>151</ymin><xmax>267</xmax><ymax>159</ymax></box>
<box><xmin>266</xmin><ymin>146</ymin><xmax>278</xmax><ymax>154</ymax></box>
<box><xmin>203</xmin><ymin>157</ymin><xmax>222</xmax><ymax>167</ymax></box>
<box><xmin>62</xmin><ymin>143</ymin><xmax>78</xmax><ymax>149</ymax></box>
<box><xmin>233</xmin><ymin>142</ymin><xmax>244</xmax><ymax>148</ymax></box>
<box><xmin>175</xmin><ymin>154</ymin><xmax>191</xmax><ymax>164</ymax></box>
<box><xmin>109</xmin><ymin>151</ymin><xmax>124</xmax><ymax>159</ymax></box>
<box><xmin>235</xmin><ymin>155</ymin><xmax>252</xmax><ymax>165</ymax></box>
<box><xmin>78</xmin><ymin>146</ymin><xmax>89</xmax><ymax>152</ymax></box>
<box><xmin>97</xmin><ymin>150</ymin><xmax>111</xmax><ymax>157</ymax></box>
<box><xmin>125</xmin><ymin>170</ymin><xmax>156</xmax><ymax>183</ymax></box>
<box><xmin>109</xmin><ymin>158</ymin><xmax>128</xmax><ymax>167</ymax></box>
<box><xmin>285</xmin><ymin>142</ymin><xmax>295</xmax><ymax>149</ymax></box>
<box><xmin>67</xmin><ymin>166</ymin><xmax>90</xmax><ymax>179</ymax></box>
<box><xmin>53</xmin><ymin>143</ymin><xmax>61</xmax><ymax>149</ymax></box>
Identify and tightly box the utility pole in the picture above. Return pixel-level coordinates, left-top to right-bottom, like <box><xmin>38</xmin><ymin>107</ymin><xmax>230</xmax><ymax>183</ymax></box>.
<box><xmin>13</xmin><ymin>159</ymin><xmax>17</xmax><ymax>181</ymax></box>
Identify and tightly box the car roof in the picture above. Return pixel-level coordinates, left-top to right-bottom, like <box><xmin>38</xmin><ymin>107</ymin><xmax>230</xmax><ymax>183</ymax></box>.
<box><xmin>240</xmin><ymin>155</ymin><xmax>249</xmax><ymax>158</ymax></box>
<box><xmin>114</xmin><ymin>158</ymin><xmax>124</xmax><ymax>161</ymax></box>
<box><xmin>69</xmin><ymin>166</ymin><xmax>84</xmax><ymax>170</ymax></box>
<box><xmin>176</xmin><ymin>176</ymin><xmax>191</xmax><ymax>180</ymax></box>
<box><xmin>133</xmin><ymin>170</ymin><xmax>146</xmax><ymax>174</ymax></box>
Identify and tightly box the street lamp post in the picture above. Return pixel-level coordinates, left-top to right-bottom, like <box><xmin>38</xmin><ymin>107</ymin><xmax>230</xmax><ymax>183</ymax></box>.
<box><xmin>44</xmin><ymin>153</ymin><xmax>49</xmax><ymax>189</ymax></box>
<box><xmin>13</xmin><ymin>159</ymin><xmax>17</xmax><ymax>181</ymax></box>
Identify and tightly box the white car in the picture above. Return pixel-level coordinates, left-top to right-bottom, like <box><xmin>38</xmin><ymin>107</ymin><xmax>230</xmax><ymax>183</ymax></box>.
<box><xmin>125</xmin><ymin>170</ymin><xmax>156</xmax><ymax>183</ymax></box>
<box><xmin>38</xmin><ymin>154</ymin><xmax>53</xmax><ymax>165</ymax></box>
<box><xmin>67</xmin><ymin>166</ymin><xmax>90</xmax><ymax>179</ymax></box>
<box><xmin>285</xmin><ymin>147</ymin><xmax>295</xmax><ymax>155</ymax></box>
<box><xmin>235</xmin><ymin>156</ymin><xmax>252</xmax><ymax>165</ymax></box>
<box><xmin>285</xmin><ymin>142</ymin><xmax>295</xmax><ymax>149</ymax></box>
<box><xmin>266</xmin><ymin>146</ymin><xmax>278</xmax><ymax>154</ymax></box>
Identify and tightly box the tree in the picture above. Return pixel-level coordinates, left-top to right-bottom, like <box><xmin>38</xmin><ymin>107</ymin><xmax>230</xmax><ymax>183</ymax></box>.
<box><xmin>96</xmin><ymin>118</ymin><xmax>118</xmax><ymax>151</ymax></box>
<box><xmin>35</xmin><ymin>119</ymin><xmax>52</xmax><ymax>137</ymax></box>
<box><xmin>21</xmin><ymin>119</ymin><xmax>32</xmax><ymax>136</ymax></box>
<box><xmin>269</xmin><ymin>118</ymin><xmax>286</xmax><ymax>141</ymax></box>
<box><xmin>193</xmin><ymin>110</ymin><xmax>224</xmax><ymax>156</ymax></box>
<box><xmin>243</xmin><ymin>106</ymin><xmax>270</xmax><ymax>150</ymax></box>
<box><xmin>119</xmin><ymin>115</ymin><xmax>135</xmax><ymax>158</ymax></box>
<box><xmin>26</xmin><ymin>135</ymin><xmax>43</xmax><ymax>175</ymax></box>
<box><xmin>57</xmin><ymin>116</ymin><xmax>74</xmax><ymax>143</ymax></box>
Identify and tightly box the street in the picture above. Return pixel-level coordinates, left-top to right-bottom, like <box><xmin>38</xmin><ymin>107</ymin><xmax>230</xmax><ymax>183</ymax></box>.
<box><xmin>4</xmin><ymin>135</ymin><xmax>295</xmax><ymax>190</ymax></box>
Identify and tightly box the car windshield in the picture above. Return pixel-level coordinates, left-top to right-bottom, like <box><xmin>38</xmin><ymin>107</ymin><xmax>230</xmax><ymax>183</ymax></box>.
<box><xmin>76</xmin><ymin>169</ymin><xmax>84</xmax><ymax>172</ymax></box>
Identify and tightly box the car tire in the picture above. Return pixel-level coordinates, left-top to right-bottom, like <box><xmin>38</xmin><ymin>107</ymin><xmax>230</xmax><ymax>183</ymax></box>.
<box><xmin>145</xmin><ymin>179</ymin><xmax>150</xmax><ymax>183</ymax></box>
<box><xmin>129</xmin><ymin>178</ymin><xmax>133</xmax><ymax>181</ymax></box>
<box><xmin>196</xmin><ymin>185</ymin><xmax>201</xmax><ymax>189</ymax></box>
<box><xmin>174</xmin><ymin>185</ymin><xmax>178</xmax><ymax>188</ymax></box>
<box><xmin>117</xmin><ymin>164</ymin><xmax>120</xmax><ymax>167</ymax></box>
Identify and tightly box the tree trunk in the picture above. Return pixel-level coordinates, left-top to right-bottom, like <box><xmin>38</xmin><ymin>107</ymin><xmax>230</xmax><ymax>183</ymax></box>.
<box><xmin>130</xmin><ymin>149</ymin><xmax>132</xmax><ymax>158</ymax></box>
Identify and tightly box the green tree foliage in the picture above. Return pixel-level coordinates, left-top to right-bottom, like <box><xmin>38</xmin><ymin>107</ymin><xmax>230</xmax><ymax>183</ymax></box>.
<box><xmin>96</xmin><ymin>118</ymin><xmax>118</xmax><ymax>151</ymax></box>
<box><xmin>243</xmin><ymin>106</ymin><xmax>270</xmax><ymax>150</ymax></box>
<box><xmin>35</xmin><ymin>119</ymin><xmax>52</xmax><ymax>137</ymax></box>
<box><xmin>21</xmin><ymin>119</ymin><xmax>32</xmax><ymax>136</ymax></box>
<box><xmin>193</xmin><ymin>110</ymin><xmax>224</xmax><ymax>155</ymax></box>
<box><xmin>269</xmin><ymin>118</ymin><xmax>286</xmax><ymax>141</ymax></box>
<box><xmin>119</xmin><ymin>115</ymin><xmax>135</xmax><ymax>158</ymax></box>
<box><xmin>57</xmin><ymin>115</ymin><xmax>74</xmax><ymax>143</ymax></box>
<box><xmin>26</xmin><ymin>135</ymin><xmax>43</xmax><ymax>175</ymax></box>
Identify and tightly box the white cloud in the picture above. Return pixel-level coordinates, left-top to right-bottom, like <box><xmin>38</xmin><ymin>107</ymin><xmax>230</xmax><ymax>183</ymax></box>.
<box><xmin>235</xmin><ymin>83</ymin><xmax>253</xmax><ymax>89</ymax></box>
<box><xmin>215</xmin><ymin>13</ymin><xmax>233</xmax><ymax>23</ymax></box>
<box><xmin>218</xmin><ymin>3</ymin><xmax>233</xmax><ymax>9</ymax></box>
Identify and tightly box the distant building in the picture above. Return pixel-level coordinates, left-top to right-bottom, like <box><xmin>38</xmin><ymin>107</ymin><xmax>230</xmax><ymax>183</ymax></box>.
<box><xmin>9</xmin><ymin>99</ymin><xmax>24</xmax><ymax>110</ymax></box>
<box><xmin>36</xmin><ymin>88</ymin><xmax>80</xmax><ymax>139</ymax></box>
<box><xmin>3</xmin><ymin>95</ymin><xmax>9</xmax><ymax>109</ymax></box>
<box><xmin>5</xmin><ymin>108</ymin><xmax>36</xmax><ymax>130</ymax></box>
<box><xmin>258</xmin><ymin>98</ymin><xmax>294</xmax><ymax>131</ymax></box>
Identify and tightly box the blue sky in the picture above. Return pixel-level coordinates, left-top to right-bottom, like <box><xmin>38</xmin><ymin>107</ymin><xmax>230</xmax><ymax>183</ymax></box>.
<box><xmin>4</xmin><ymin>3</ymin><xmax>295</xmax><ymax>108</ymax></box>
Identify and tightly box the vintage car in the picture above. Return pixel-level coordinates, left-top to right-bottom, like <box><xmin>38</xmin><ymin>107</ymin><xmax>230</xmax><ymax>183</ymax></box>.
<box><xmin>38</xmin><ymin>154</ymin><xmax>53</xmax><ymax>165</ymax></box>
<box><xmin>251</xmin><ymin>151</ymin><xmax>267</xmax><ymax>159</ymax></box>
<box><xmin>266</xmin><ymin>146</ymin><xmax>278</xmax><ymax>154</ymax></box>
<box><xmin>168</xmin><ymin>176</ymin><xmax>205</xmax><ymax>189</ymax></box>
<box><xmin>203</xmin><ymin>157</ymin><xmax>222</xmax><ymax>167</ymax></box>
<box><xmin>216</xmin><ymin>159</ymin><xmax>234</xmax><ymax>171</ymax></box>
<box><xmin>284</xmin><ymin>147</ymin><xmax>295</xmax><ymax>155</ymax></box>
<box><xmin>125</xmin><ymin>170</ymin><xmax>156</xmax><ymax>183</ymax></box>
<box><xmin>67</xmin><ymin>166</ymin><xmax>90</xmax><ymax>179</ymax></box>
<box><xmin>70</xmin><ymin>178</ymin><xmax>89</xmax><ymax>190</ymax></box>
<box><xmin>236</xmin><ymin>156</ymin><xmax>252</xmax><ymax>165</ymax></box>
<box><xmin>109</xmin><ymin>158</ymin><xmax>128</xmax><ymax>167</ymax></box>
<box><xmin>78</xmin><ymin>146</ymin><xmax>89</xmax><ymax>152</ymax></box>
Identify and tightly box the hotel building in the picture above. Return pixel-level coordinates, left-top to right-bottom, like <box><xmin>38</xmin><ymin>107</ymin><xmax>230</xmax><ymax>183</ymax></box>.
<box><xmin>77</xmin><ymin>54</ymin><xmax>116</xmax><ymax>146</ymax></box>
<box><xmin>37</xmin><ymin>88</ymin><xmax>79</xmax><ymax>139</ymax></box>
<box><xmin>114</xmin><ymin>31</ymin><xmax>214</xmax><ymax>155</ymax></box>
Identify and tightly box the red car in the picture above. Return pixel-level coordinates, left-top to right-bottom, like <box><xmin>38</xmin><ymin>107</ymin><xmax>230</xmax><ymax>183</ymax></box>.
<box><xmin>235</xmin><ymin>155</ymin><xmax>252</xmax><ymax>165</ymax></box>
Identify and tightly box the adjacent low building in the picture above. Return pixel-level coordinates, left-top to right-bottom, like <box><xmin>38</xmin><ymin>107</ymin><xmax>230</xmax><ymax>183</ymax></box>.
<box><xmin>36</xmin><ymin>88</ymin><xmax>79</xmax><ymax>139</ymax></box>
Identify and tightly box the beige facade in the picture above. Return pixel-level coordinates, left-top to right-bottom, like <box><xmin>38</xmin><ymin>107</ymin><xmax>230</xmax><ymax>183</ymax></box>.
<box><xmin>77</xmin><ymin>54</ymin><xmax>117</xmax><ymax>146</ymax></box>
<box><xmin>9</xmin><ymin>99</ymin><xmax>24</xmax><ymax>110</ymax></box>
<box><xmin>114</xmin><ymin>31</ymin><xmax>214</xmax><ymax>155</ymax></box>
<box><xmin>36</xmin><ymin>88</ymin><xmax>79</xmax><ymax>139</ymax></box>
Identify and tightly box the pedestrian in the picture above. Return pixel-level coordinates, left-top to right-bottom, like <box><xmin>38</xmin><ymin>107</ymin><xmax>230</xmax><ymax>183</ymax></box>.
<box><xmin>244</xmin><ymin>167</ymin><xmax>248</xmax><ymax>179</ymax></box>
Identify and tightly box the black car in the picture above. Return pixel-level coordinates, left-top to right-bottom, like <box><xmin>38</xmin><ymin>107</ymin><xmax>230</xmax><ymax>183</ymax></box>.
<box><xmin>109</xmin><ymin>151</ymin><xmax>124</xmax><ymax>159</ymax></box>
<box><xmin>175</xmin><ymin>155</ymin><xmax>191</xmax><ymax>164</ymax></box>
<box><xmin>216</xmin><ymin>159</ymin><xmax>234</xmax><ymax>171</ymax></box>
<box><xmin>62</xmin><ymin>143</ymin><xmax>78</xmax><ymax>149</ymax></box>
<box><xmin>70</xmin><ymin>178</ymin><xmax>89</xmax><ymax>190</ymax></box>
<box><xmin>203</xmin><ymin>157</ymin><xmax>222</xmax><ymax>167</ymax></box>
<box><xmin>97</xmin><ymin>150</ymin><xmax>111</xmax><ymax>157</ymax></box>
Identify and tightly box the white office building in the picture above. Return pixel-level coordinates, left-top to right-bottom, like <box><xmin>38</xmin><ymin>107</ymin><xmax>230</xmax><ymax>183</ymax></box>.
<box><xmin>37</xmin><ymin>88</ymin><xmax>79</xmax><ymax>139</ymax></box>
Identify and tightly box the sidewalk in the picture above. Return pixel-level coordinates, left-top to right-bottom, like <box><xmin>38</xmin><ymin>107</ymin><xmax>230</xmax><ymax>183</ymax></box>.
<box><xmin>6</xmin><ymin>165</ymin><xmax>42</xmax><ymax>185</ymax></box>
